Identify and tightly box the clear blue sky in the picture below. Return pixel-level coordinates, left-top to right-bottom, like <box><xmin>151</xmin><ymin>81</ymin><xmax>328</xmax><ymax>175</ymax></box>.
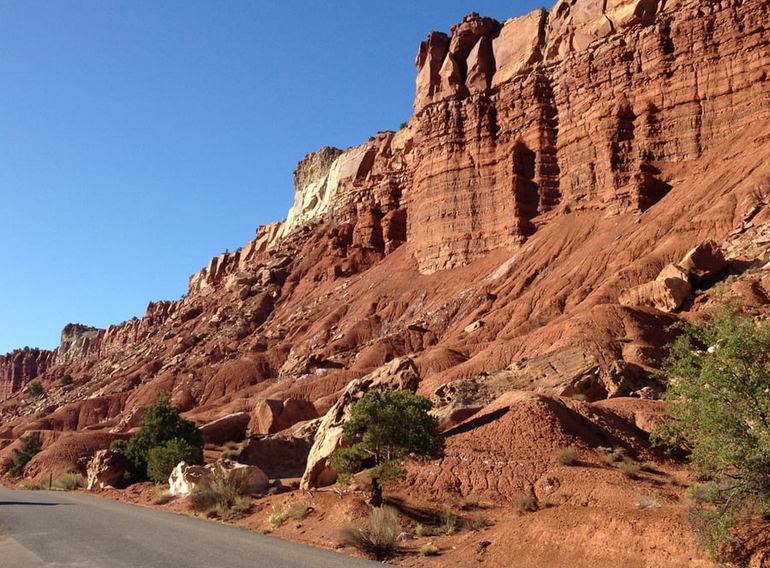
<box><xmin>0</xmin><ymin>0</ymin><xmax>543</xmax><ymax>354</ymax></box>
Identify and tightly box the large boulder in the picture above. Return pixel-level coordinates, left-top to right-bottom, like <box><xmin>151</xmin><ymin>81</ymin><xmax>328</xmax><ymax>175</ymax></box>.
<box><xmin>199</xmin><ymin>412</ymin><xmax>250</xmax><ymax>445</ymax></box>
<box><xmin>248</xmin><ymin>398</ymin><xmax>318</xmax><ymax>435</ymax></box>
<box><xmin>619</xmin><ymin>277</ymin><xmax>691</xmax><ymax>312</ymax></box>
<box><xmin>168</xmin><ymin>462</ymin><xmax>209</xmax><ymax>496</ymax></box>
<box><xmin>86</xmin><ymin>449</ymin><xmax>129</xmax><ymax>490</ymax></box>
<box><xmin>168</xmin><ymin>459</ymin><xmax>269</xmax><ymax>497</ymax></box>
<box><xmin>299</xmin><ymin>357</ymin><xmax>420</xmax><ymax>490</ymax></box>
<box><xmin>679</xmin><ymin>240</ymin><xmax>727</xmax><ymax>281</ymax></box>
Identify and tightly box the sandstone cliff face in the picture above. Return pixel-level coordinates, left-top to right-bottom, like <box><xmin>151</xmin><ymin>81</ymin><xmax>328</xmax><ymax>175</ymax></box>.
<box><xmin>0</xmin><ymin>348</ymin><xmax>54</xmax><ymax>399</ymax></box>
<box><xmin>1</xmin><ymin>5</ymin><xmax>769</xmax><ymax>549</ymax></box>
<box><xmin>408</xmin><ymin>0</ymin><xmax>770</xmax><ymax>272</ymax></box>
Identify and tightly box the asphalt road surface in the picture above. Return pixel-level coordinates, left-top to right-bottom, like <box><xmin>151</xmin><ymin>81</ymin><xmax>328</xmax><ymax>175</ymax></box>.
<box><xmin>0</xmin><ymin>486</ymin><xmax>380</xmax><ymax>567</ymax></box>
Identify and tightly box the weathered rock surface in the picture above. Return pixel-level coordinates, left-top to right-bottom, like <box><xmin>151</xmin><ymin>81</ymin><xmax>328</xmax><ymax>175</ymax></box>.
<box><xmin>619</xmin><ymin>278</ymin><xmax>691</xmax><ymax>312</ymax></box>
<box><xmin>0</xmin><ymin>348</ymin><xmax>54</xmax><ymax>399</ymax></box>
<box><xmin>86</xmin><ymin>449</ymin><xmax>129</xmax><ymax>490</ymax></box>
<box><xmin>199</xmin><ymin>412</ymin><xmax>250</xmax><ymax>445</ymax></box>
<box><xmin>680</xmin><ymin>240</ymin><xmax>727</xmax><ymax>281</ymax></box>
<box><xmin>248</xmin><ymin>398</ymin><xmax>318</xmax><ymax>435</ymax></box>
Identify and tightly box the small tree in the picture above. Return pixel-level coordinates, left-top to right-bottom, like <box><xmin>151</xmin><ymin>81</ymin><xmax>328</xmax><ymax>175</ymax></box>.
<box><xmin>9</xmin><ymin>432</ymin><xmax>42</xmax><ymax>477</ymax></box>
<box><xmin>330</xmin><ymin>390</ymin><xmax>444</xmax><ymax>506</ymax></box>
<box><xmin>654</xmin><ymin>305</ymin><xmax>770</xmax><ymax>558</ymax></box>
<box><xmin>26</xmin><ymin>381</ymin><xmax>44</xmax><ymax>397</ymax></box>
<box><xmin>111</xmin><ymin>392</ymin><xmax>203</xmax><ymax>481</ymax></box>
<box><xmin>147</xmin><ymin>438</ymin><xmax>203</xmax><ymax>483</ymax></box>
<box><xmin>59</xmin><ymin>374</ymin><xmax>74</xmax><ymax>387</ymax></box>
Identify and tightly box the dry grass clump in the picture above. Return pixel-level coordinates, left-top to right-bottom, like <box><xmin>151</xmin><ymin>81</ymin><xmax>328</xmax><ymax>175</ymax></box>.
<box><xmin>189</xmin><ymin>469</ymin><xmax>251</xmax><ymax>519</ymax></box>
<box><xmin>619</xmin><ymin>459</ymin><xmax>641</xmax><ymax>479</ymax></box>
<box><xmin>514</xmin><ymin>491</ymin><xmax>538</xmax><ymax>514</ymax></box>
<box><xmin>340</xmin><ymin>507</ymin><xmax>401</xmax><ymax>559</ymax></box>
<box><xmin>439</xmin><ymin>509</ymin><xmax>457</xmax><ymax>535</ymax></box>
<box><xmin>152</xmin><ymin>487</ymin><xmax>174</xmax><ymax>505</ymax></box>
<box><xmin>598</xmin><ymin>446</ymin><xmax>626</xmax><ymax>463</ymax></box>
<box><xmin>460</xmin><ymin>493</ymin><xmax>480</xmax><ymax>510</ymax></box>
<box><xmin>420</xmin><ymin>542</ymin><xmax>440</xmax><ymax>556</ymax></box>
<box><xmin>53</xmin><ymin>472</ymin><xmax>83</xmax><ymax>491</ymax></box>
<box><xmin>555</xmin><ymin>446</ymin><xmax>579</xmax><ymax>466</ymax></box>
<box><xmin>635</xmin><ymin>493</ymin><xmax>662</xmax><ymax>509</ymax></box>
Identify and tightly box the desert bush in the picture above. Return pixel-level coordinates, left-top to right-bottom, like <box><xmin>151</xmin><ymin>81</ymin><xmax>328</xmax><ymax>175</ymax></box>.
<box><xmin>59</xmin><ymin>374</ymin><xmax>74</xmax><ymax>387</ymax></box>
<box><xmin>653</xmin><ymin>305</ymin><xmax>770</xmax><ymax>559</ymax></box>
<box><xmin>9</xmin><ymin>432</ymin><xmax>42</xmax><ymax>477</ymax></box>
<box><xmin>111</xmin><ymin>392</ymin><xmax>203</xmax><ymax>482</ymax></box>
<box><xmin>189</xmin><ymin>468</ymin><xmax>251</xmax><ymax>519</ymax></box>
<box><xmin>619</xmin><ymin>459</ymin><xmax>641</xmax><ymax>479</ymax></box>
<box><xmin>26</xmin><ymin>381</ymin><xmax>44</xmax><ymax>397</ymax></box>
<box><xmin>556</xmin><ymin>446</ymin><xmax>579</xmax><ymax>466</ymax></box>
<box><xmin>330</xmin><ymin>390</ymin><xmax>444</xmax><ymax>506</ymax></box>
<box><xmin>21</xmin><ymin>481</ymin><xmax>46</xmax><ymax>490</ymax></box>
<box><xmin>420</xmin><ymin>543</ymin><xmax>440</xmax><ymax>556</ymax></box>
<box><xmin>639</xmin><ymin>462</ymin><xmax>659</xmax><ymax>473</ymax></box>
<box><xmin>340</xmin><ymin>507</ymin><xmax>401</xmax><ymax>559</ymax></box>
<box><xmin>414</xmin><ymin>522</ymin><xmax>428</xmax><ymax>537</ymax></box>
<box><xmin>53</xmin><ymin>472</ymin><xmax>83</xmax><ymax>490</ymax></box>
<box><xmin>147</xmin><ymin>438</ymin><xmax>203</xmax><ymax>483</ymax></box>
<box><xmin>514</xmin><ymin>491</ymin><xmax>538</xmax><ymax>514</ymax></box>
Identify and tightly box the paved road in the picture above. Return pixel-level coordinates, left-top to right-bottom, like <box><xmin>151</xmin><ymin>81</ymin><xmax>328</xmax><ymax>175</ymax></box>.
<box><xmin>0</xmin><ymin>487</ymin><xmax>379</xmax><ymax>567</ymax></box>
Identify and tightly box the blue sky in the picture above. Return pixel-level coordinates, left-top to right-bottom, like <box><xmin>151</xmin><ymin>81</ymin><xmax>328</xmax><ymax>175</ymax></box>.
<box><xmin>0</xmin><ymin>0</ymin><xmax>543</xmax><ymax>353</ymax></box>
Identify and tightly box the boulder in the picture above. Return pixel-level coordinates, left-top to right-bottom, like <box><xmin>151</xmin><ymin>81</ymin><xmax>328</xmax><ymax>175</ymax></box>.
<box><xmin>199</xmin><ymin>412</ymin><xmax>250</xmax><ymax>445</ymax></box>
<box><xmin>86</xmin><ymin>449</ymin><xmax>129</xmax><ymax>490</ymax></box>
<box><xmin>248</xmin><ymin>398</ymin><xmax>318</xmax><ymax>435</ymax></box>
<box><xmin>299</xmin><ymin>357</ymin><xmax>420</xmax><ymax>490</ymax></box>
<box><xmin>679</xmin><ymin>240</ymin><xmax>727</xmax><ymax>281</ymax></box>
<box><xmin>168</xmin><ymin>461</ymin><xmax>209</xmax><ymax>496</ymax></box>
<box><xmin>168</xmin><ymin>459</ymin><xmax>269</xmax><ymax>497</ymax></box>
<box><xmin>618</xmin><ymin>277</ymin><xmax>691</xmax><ymax>312</ymax></box>
<box><xmin>656</xmin><ymin>263</ymin><xmax>689</xmax><ymax>283</ymax></box>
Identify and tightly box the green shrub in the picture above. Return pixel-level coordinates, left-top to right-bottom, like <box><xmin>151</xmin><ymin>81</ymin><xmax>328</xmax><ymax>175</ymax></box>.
<box><xmin>111</xmin><ymin>392</ymin><xmax>203</xmax><ymax>482</ymax></box>
<box><xmin>420</xmin><ymin>543</ymin><xmax>440</xmax><ymax>556</ymax></box>
<box><xmin>653</xmin><ymin>305</ymin><xmax>770</xmax><ymax>559</ymax></box>
<box><xmin>26</xmin><ymin>381</ymin><xmax>44</xmax><ymax>397</ymax></box>
<box><xmin>556</xmin><ymin>446</ymin><xmax>579</xmax><ymax>466</ymax></box>
<box><xmin>147</xmin><ymin>438</ymin><xmax>203</xmax><ymax>483</ymax></box>
<box><xmin>9</xmin><ymin>432</ymin><xmax>42</xmax><ymax>477</ymax></box>
<box><xmin>59</xmin><ymin>374</ymin><xmax>74</xmax><ymax>387</ymax></box>
<box><xmin>340</xmin><ymin>507</ymin><xmax>401</xmax><ymax>559</ymax></box>
<box><xmin>329</xmin><ymin>390</ymin><xmax>444</xmax><ymax>506</ymax></box>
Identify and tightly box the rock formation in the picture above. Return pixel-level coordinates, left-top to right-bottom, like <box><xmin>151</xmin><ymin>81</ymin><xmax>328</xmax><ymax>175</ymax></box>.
<box><xmin>1</xmin><ymin>1</ymin><xmax>770</xmax><ymax>562</ymax></box>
